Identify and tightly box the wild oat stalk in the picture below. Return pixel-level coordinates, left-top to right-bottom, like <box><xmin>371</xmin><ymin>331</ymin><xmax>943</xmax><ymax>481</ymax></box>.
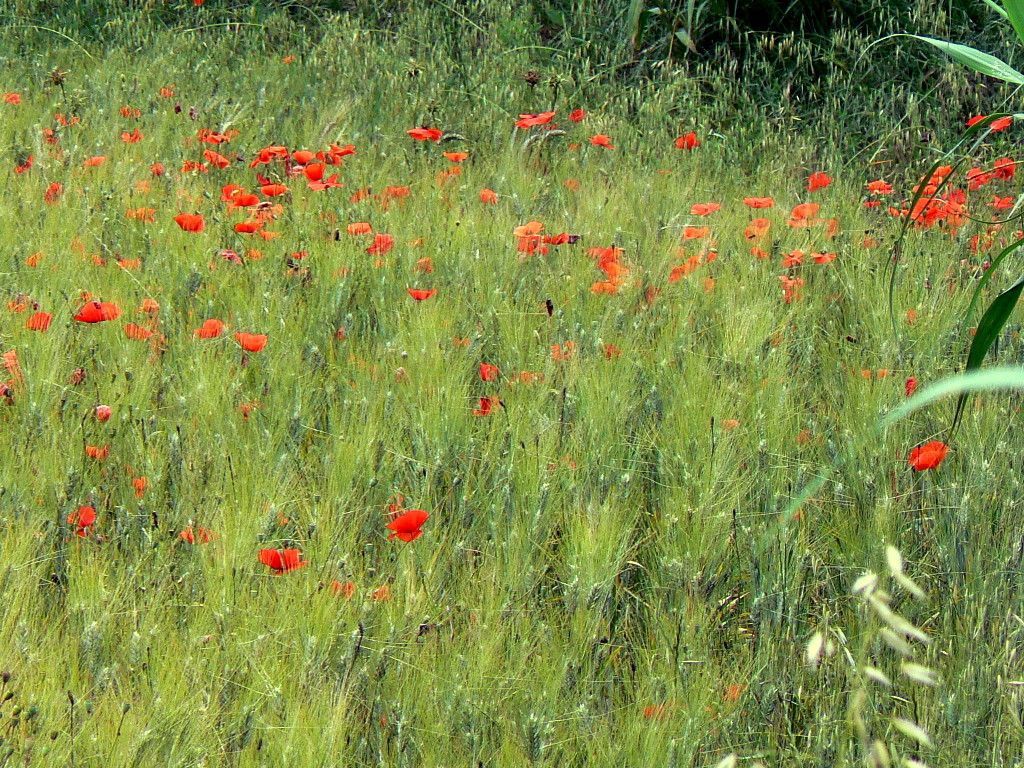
<box><xmin>834</xmin><ymin>547</ymin><xmax>938</xmax><ymax>768</ymax></box>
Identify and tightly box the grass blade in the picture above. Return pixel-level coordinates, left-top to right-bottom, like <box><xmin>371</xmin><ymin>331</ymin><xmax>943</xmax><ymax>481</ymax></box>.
<box><xmin>963</xmin><ymin>237</ymin><xmax>1024</xmax><ymax>326</ymax></box>
<box><xmin>626</xmin><ymin>0</ymin><xmax>645</xmax><ymax>52</ymax></box>
<box><xmin>1002</xmin><ymin>0</ymin><xmax>1024</xmax><ymax>45</ymax></box>
<box><xmin>983</xmin><ymin>0</ymin><xmax>1010</xmax><ymax>20</ymax></box>
<box><xmin>903</xmin><ymin>35</ymin><xmax>1024</xmax><ymax>84</ymax></box>
<box><xmin>952</xmin><ymin>275</ymin><xmax>1024</xmax><ymax>430</ymax></box>
<box><xmin>883</xmin><ymin>366</ymin><xmax>1024</xmax><ymax>427</ymax></box>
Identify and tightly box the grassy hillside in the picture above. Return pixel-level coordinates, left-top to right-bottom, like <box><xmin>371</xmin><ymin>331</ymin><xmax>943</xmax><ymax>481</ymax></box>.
<box><xmin>0</xmin><ymin>4</ymin><xmax>1023</xmax><ymax>767</ymax></box>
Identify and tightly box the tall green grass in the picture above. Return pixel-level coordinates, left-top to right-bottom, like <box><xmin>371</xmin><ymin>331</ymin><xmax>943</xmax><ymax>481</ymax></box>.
<box><xmin>0</xmin><ymin>6</ymin><xmax>1022</xmax><ymax>767</ymax></box>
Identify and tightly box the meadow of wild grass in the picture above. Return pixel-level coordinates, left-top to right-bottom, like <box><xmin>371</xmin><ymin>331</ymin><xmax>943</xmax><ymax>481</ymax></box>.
<box><xmin>1</xmin><ymin>3</ymin><xmax>1023</xmax><ymax>767</ymax></box>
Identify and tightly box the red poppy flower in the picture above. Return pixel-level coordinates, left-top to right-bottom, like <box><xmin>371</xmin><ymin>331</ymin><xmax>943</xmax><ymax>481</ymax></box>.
<box><xmin>235</xmin><ymin>332</ymin><xmax>268</xmax><ymax>353</ymax></box>
<box><xmin>321</xmin><ymin>143</ymin><xmax>356</xmax><ymax>163</ymax></box>
<box><xmin>472</xmin><ymin>396</ymin><xmax>500</xmax><ymax>416</ymax></box>
<box><xmin>967</xmin><ymin>114</ymin><xmax>1012</xmax><ymax>132</ymax></box>
<box><xmin>690</xmin><ymin>202</ymin><xmax>721</xmax><ymax>216</ymax></box>
<box><xmin>515</xmin><ymin>112</ymin><xmax>556</xmax><ymax>129</ymax></box>
<box><xmin>26</xmin><ymin>311</ymin><xmax>51</xmax><ymax>331</ymax></box>
<box><xmin>407</xmin><ymin>288</ymin><xmax>437</xmax><ymax>301</ymax></box>
<box><xmin>443</xmin><ymin>151</ymin><xmax>469</xmax><ymax>163</ymax></box>
<box><xmin>302</xmin><ymin>162</ymin><xmax>325</xmax><ymax>182</ymax></box>
<box><xmin>331</xmin><ymin>580</ymin><xmax>357</xmax><ymax>598</ymax></box>
<box><xmin>865</xmin><ymin>180</ymin><xmax>893</xmax><ymax>195</ymax></box>
<box><xmin>194</xmin><ymin>318</ymin><xmax>225</xmax><ymax>338</ymax></box>
<box><xmin>744</xmin><ymin>218</ymin><xmax>771</xmax><ymax>241</ymax></box>
<box><xmin>74</xmin><ymin>301</ymin><xmax>121</xmax><ymax>323</ymax></box>
<box><xmin>381</xmin><ymin>185</ymin><xmax>410</xmax><ymax>202</ymax></box>
<box><xmin>259</xmin><ymin>548</ymin><xmax>307</xmax><ymax>573</ymax></box>
<box><xmin>908</xmin><ymin>441</ymin><xmax>949</xmax><ymax>471</ymax></box>
<box><xmin>174</xmin><ymin>213</ymin><xmax>205</xmax><ymax>233</ymax></box>
<box><xmin>44</xmin><ymin>182</ymin><xmax>63</xmax><ymax>203</ymax></box>
<box><xmin>68</xmin><ymin>505</ymin><xmax>97</xmax><ymax>537</ymax></box>
<box><xmin>589</xmin><ymin>134</ymin><xmax>614</xmax><ymax>149</ymax></box>
<box><xmin>743</xmin><ymin>197</ymin><xmax>774</xmax><ymax>209</ymax></box>
<box><xmin>124</xmin><ymin>323</ymin><xmax>153</xmax><ymax>341</ymax></box>
<box><xmin>179</xmin><ymin>525</ymin><xmax>215</xmax><ymax>544</ymax></box>
<box><xmin>569</xmin><ymin>108</ymin><xmax>587</xmax><ymax>123</ymax></box>
<box><xmin>674</xmin><ymin>132</ymin><xmax>700</xmax><ymax>150</ymax></box>
<box><xmin>366</xmin><ymin>233</ymin><xmax>395</xmax><ymax>256</ymax></box>
<box><xmin>479</xmin><ymin>362</ymin><xmax>500</xmax><ymax>382</ymax></box>
<box><xmin>905</xmin><ymin>377</ymin><xmax>918</xmax><ymax>397</ymax></box>
<box><xmin>204</xmin><ymin>149</ymin><xmax>231</xmax><ymax>169</ymax></box>
<box><xmin>993</xmin><ymin>157</ymin><xmax>1017</xmax><ymax>180</ymax></box>
<box><xmin>782</xmin><ymin>250</ymin><xmax>804</xmax><ymax>268</ymax></box>
<box><xmin>198</xmin><ymin>128</ymin><xmax>235</xmax><ymax>144</ymax></box>
<box><xmin>85</xmin><ymin>445</ymin><xmax>109</xmax><ymax>461</ymax></box>
<box><xmin>407</xmin><ymin>127</ymin><xmax>443</xmax><ymax>142</ymax></box>
<box><xmin>386</xmin><ymin>509</ymin><xmax>429</xmax><ymax>542</ymax></box>
<box><xmin>806</xmin><ymin>171</ymin><xmax>832</xmax><ymax>192</ymax></box>
<box><xmin>249</xmin><ymin>145</ymin><xmax>289</xmax><ymax>167</ymax></box>
<box><xmin>229</xmin><ymin>192</ymin><xmax>261</xmax><ymax>209</ymax></box>
<box><xmin>479</xmin><ymin>188</ymin><xmax>498</xmax><ymax>205</ymax></box>
<box><xmin>788</xmin><ymin>203</ymin><xmax>820</xmax><ymax>227</ymax></box>
<box><xmin>260</xmin><ymin>183</ymin><xmax>288</xmax><ymax>197</ymax></box>
<box><xmin>292</xmin><ymin>149</ymin><xmax>315</xmax><ymax>165</ymax></box>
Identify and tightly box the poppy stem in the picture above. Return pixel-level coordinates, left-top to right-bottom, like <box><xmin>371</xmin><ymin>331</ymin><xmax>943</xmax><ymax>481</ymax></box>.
<box><xmin>68</xmin><ymin>691</ymin><xmax>75</xmax><ymax>768</ymax></box>
<box><xmin>405</xmin><ymin>546</ymin><xmax>418</xmax><ymax>604</ymax></box>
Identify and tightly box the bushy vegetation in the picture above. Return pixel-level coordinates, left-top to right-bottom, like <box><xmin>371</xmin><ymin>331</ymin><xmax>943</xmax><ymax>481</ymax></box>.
<box><xmin>4</xmin><ymin>0</ymin><xmax>1019</xmax><ymax>148</ymax></box>
<box><xmin>0</xmin><ymin>3</ymin><xmax>1022</xmax><ymax>766</ymax></box>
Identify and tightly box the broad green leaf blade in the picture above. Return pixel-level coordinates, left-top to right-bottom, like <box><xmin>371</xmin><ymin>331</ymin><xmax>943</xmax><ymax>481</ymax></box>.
<box><xmin>983</xmin><ymin>0</ymin><xmax>1009</xmax><ymax>20</ymax></box>
<box><xmin>626</xmin><ymin>0</ymin><xmax>645</xmax><ymax>51</ymax></box>
<box><xmin>883</xmin><ymin>366</ymin><xmax>1024</xmax><ymax>426</ymax></box>
<box><xmin>907</xmin><ymin>35</ymin><xmax>1024</xmax><ymax>84</ymax></box>
<box><xmin>675</xmin><ymin>28</ymin><xmax>697</xmax><ymax>54</ymax></box>
<box><xmin>965</xmin><ymin>275</ymin><xmax>1024</xmax><ymax>372</ymax></box>
<box><xmin>963</xmin><ymin>237</ymin><xmax>1024</xmax><ymax>325</ymax></box>
<box><xmin>1003</xmin><ymin>0</ymin><xmax>1024</xmax><ymax>46</ymax></box>
<box><xmin>953</xmin><ymin>275</ymin><xmax>1024</xmax><ymax>429</ymax></box>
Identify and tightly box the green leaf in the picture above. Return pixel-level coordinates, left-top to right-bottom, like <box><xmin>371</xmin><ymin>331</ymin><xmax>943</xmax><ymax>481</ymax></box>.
<box><xmin>883</xmin><ymin>366</ymin><xmax>1024</xmax><ymax>427</ymax></box>
<box><xmin>1002</xmin><ymin>0</ymin><xmax>1024</xmax><ymax>46</ymax></box>
<box><xmin>906</xmin><ymin>35</ymin><xmax>1024</xmax><ymax>84</ymax></box>
<box><xmin>626</xmin><ymin>0</ymin><xmax>645</xmax><ymax>51</ymax></box>
<box><xmin>965</xmin><ymin>276</ymin><xmax>1024</xmax><ymax>373</ymax></box>
<box><xmin>963</xmin><ymin>236</ymin><xmax>1024</xmax><ymax>326</ymax></box>
<box><xmin>675</xmin><ymin>27</ymin><xmax>697</xmax><ymax>54</ymax></box>
<box><xmin>983</xmin><ymin>0</ymin><xmax>1009</xmax><ymax>20</ymax></box>
<box><xmin>539</xmin><ymin>4</ymin><xmax>566</xmax><ymax>28</ymax></box>
<box><xmin>952</xmin><ymin>275</ymin><xmax>1024</xmax><ymax>429</ymax></box>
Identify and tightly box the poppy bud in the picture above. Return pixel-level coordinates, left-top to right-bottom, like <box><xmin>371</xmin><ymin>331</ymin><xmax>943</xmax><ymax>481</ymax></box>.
<box><xmin>95</xmin><ymin>405</ymin><xmax>112</xmax><ymax>422</ymax></box>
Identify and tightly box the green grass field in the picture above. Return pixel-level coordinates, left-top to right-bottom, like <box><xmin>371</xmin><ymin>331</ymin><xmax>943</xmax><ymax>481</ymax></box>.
<box><xmin>1</xmin><ymin>4</ymin><xmax>1023</xmax><ymax>766</ymax></box>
